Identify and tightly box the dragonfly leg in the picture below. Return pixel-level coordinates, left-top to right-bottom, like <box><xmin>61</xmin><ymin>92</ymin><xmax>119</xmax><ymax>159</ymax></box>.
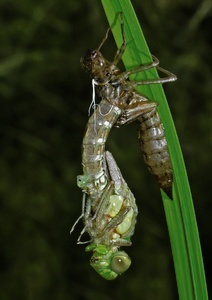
<box><xmin>130</xmin><ymin>64</ymin><xmax>177</xmax><ymax>86</ymax></box>
<box><xmin>76</xmin><ymin>195</ymin><xmax>94</xmax><ymax>244</ymax></box>
<box><xmin>97</xmin><ymin>27</ymin><xmax>111</xmax><ymax>51</ymax></box>
<box><xmin>102</xmin><ymin>205</ymin><xmax>131</xmax><ymax>234</ymax></box>
<box><xmin>116</xmin><ymin>100</ymin><xmax>158</xmax><ymax>127</ymax></box>
<box><xmin>70</xmin><ymin>193</ymin><xmax>87</xmax><ymax>235</ymax></box>
<box><xmin>94</xmin><ymin>151</ymin><xmax>137</xmax><ymax>247</ymax></box>
<box><xmin>92</xmin><ymin>182</ymin><xmax>114</xmax><ymax>224</ymax></box>
<box><xmin>105</xmin><ymin>151</ymin><xmax>125</xmax><ymax>190</ymax></box>
<box><xmin>117</xmin><ymin>54</ymin><xmax>160</xmax><ymax>82</ymax></box>
<box><xmin>77</xmin><ymin>182</ymin><xmax>114</xmax><ymax>244</ymax></box>
<box><xmin>114</xmin><ymin>54</ymin><xmax>177</xmax><ymax>84</ymax></box>
<box><xmin>112</xmin><ymin>12</ymin><xmax>127</xmax><ymax>66</ymax></box>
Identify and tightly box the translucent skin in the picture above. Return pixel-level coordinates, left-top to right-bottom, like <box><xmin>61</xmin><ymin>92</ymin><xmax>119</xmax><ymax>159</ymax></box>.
<box><xmin>78</xmin><ymin>99</ymin><xmax>121</xmax><ymax>204</ymax></box>
<box><xmin>81</xmin><ymin>48</ymin><xmax>174</xmax><ymax>199</ymax></box>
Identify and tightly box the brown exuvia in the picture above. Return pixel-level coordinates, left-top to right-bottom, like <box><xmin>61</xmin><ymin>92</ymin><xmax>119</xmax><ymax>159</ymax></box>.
<box><xmin>80</xmin><ymin>12</ymin><xmax>177</xmax><ymax>199</ymax></box>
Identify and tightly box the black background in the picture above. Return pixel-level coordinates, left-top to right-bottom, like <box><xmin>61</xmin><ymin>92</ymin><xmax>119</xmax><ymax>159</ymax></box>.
<box><xmin>0</xmin><ymin>0</ymin><xmax>211</xmax><ymax>299</ymax></box>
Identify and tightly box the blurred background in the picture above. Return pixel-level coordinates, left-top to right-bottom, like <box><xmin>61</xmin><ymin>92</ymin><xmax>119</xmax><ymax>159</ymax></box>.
<box><xmin>0</xmin><ymin>0</ymin><xmax>211</xmax><ymax>299</ymax></box>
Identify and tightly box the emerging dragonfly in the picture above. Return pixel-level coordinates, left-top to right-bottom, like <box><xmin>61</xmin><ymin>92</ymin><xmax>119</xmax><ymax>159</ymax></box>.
<box><xmin>71</xmin><ymin>69</ymin><xmax>138</xmax><ymax>279</ymax></box>
<box><xmin>72</xmin><ymin>12</ymin><xmax>177</xmax><ymax>280</ymax></box>
<box><xmin>81</xmin><ymin>12</ymin><xmax>177</xmax><ymax>198</ymax></box>
<box><xmin>74</xmin><ymin>151</ymin><xmax>138</xmax><ymax>280</ymax></box>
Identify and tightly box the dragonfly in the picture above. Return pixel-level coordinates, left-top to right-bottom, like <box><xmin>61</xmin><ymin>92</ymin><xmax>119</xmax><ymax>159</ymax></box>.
<box><xmin>80</xmin><ymin>12</ymin><xmax>177</xmax><ymax>198</ymax></box>
<box><xmin>71</xmin><ymin>65</ymin><xmax>138</xmax><ymax>279</ymax></box>
<box><xmin>74</xmin><ymin>151</ymin><xmax>138</xmax><ymax>280</ymax></box>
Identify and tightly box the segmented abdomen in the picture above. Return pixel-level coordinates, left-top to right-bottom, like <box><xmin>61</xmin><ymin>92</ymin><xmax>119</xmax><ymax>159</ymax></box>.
<box><xmin>137</xmin><ymin>108</ymin><xmax>173</xmax><ymax>198</ymax></box>
<box><xmin>81</xmin><ymin>99</ymin><xmax>121</xmax><ymax>200</ymax></box>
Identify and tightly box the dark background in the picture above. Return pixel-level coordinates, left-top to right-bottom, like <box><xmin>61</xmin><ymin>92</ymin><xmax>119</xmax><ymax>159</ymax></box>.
<box><xmin>0</xmin><ymin>0</ymin><xmax>211</xmax><ymax>299</ymax></box>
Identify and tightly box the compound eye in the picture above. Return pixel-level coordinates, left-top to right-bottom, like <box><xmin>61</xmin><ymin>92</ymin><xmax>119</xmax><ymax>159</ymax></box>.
<box><xmin>110</xmin><ymin>252</ymin><xmax>131</xmax><ymax>274</ymax></box>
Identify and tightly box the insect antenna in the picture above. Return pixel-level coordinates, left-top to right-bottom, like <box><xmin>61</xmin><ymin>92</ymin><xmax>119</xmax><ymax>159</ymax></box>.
<box><xmin>156</xmin><ymin>66</ymin><xmax>177</xmax><ymax>82</ymax></box>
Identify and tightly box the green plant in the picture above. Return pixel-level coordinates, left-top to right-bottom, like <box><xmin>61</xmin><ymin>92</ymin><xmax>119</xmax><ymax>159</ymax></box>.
<box><xmin>101</xmin><ymin>0</ymin><xmax>208</xmax><ymax>299</ymax></box>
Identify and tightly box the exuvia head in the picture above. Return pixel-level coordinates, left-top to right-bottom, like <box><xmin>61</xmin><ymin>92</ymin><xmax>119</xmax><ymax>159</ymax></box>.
<box><xmin>80</xmin><ymin>27</ymin><xmax>112</xmax><ymax>80</ymax></box>
<box><xmin>80</xmin><ymin>48</ymin><xmax>109</xmax><ymax>78</ymax></box>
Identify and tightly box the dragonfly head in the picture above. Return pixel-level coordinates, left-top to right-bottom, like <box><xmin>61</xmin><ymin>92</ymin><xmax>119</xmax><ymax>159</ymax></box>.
<box><xmin>85</xmin><ymin>244</ymin><xmax>131</xmax><ymax>280</ymax></box>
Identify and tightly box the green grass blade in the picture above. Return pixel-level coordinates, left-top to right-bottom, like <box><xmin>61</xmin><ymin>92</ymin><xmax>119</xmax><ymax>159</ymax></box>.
<box><xmin>101</xmin><ymin>1</ymin><xmax>208</xmax><ymax>299</ymax></box>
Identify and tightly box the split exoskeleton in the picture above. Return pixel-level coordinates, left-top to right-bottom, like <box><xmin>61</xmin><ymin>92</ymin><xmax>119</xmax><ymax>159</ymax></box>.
<box><xmin>71</xmin><ymin>12</ymin><xmax>177</xmax><ymax>280</ymax></box>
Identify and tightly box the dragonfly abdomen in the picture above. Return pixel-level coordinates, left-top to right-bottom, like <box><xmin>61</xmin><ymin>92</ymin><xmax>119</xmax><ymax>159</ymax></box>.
<box><xmin>138</xmin><ymin>108</ymin><xmax>173</xmax><ymax>198</ymax></box>
<box><xmin>80</xmin><ymin>99</ymin><xmax>121</xmax><ymax>200</ymax></box>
